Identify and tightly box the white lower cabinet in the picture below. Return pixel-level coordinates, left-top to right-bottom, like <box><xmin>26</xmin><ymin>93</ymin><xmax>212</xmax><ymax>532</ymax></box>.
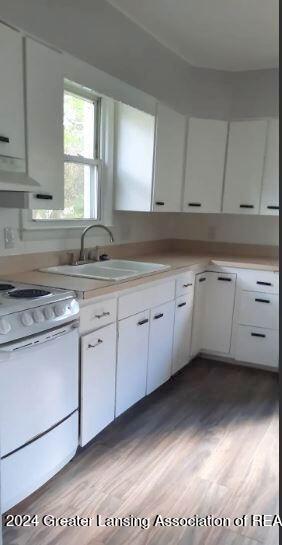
<box><xmin>172</xmin><ymin>296</ymin><xmax>193</xmax><ymax>374</ymax></box>
<box><xmin>202</xmin><ymin>272</ymin><xmax>236</xmax><ymax>354</ymax></box>
<box><xmin>191</xmin><ymin>274</ymin><xmax>208</xmax><ymax>356</ymax></box>
<box><xmin>192</xmin><ymin>272</ymin><xmax>236</xmax><ymax>356</ymax></box>
<box><xmin>146</xmin><ymin>301</ymin><xmax>175</xmax><ymax>394</ymax></box>
<box><xmin>116</xmin><ymin>311</ymin><xmax>149</xmax><ymax>416</ymax></box>
<box><xmin>234</xmin><ymin>326</ymin><xmax>278</xmax><ymax>368</ymax></box>
<box><xmin>80</xmin><ymin>323</ymin><xmax>117</xmax><ymax>446</ymax></box>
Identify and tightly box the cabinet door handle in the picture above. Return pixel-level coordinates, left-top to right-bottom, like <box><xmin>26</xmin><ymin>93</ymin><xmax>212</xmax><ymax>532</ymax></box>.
<box><xmin>251</xmin><ymin>332</ymin><xmax>266</xmax><ymax>338</ymax></box>
<box><xmin>199</xmin><ymin>277</ymin><xmax>206</xmax><ymax>282</ymax></box>
<box><xmin>35</xmin><ymin>193</ymin><xmax>53</xmax><ymax>200</ymax></box>
<box><xmin>256</xmin><ymin>281</ymin><xmax>272</xmax><ymax>286</ymax></box>
<box><xmin>88</xmin><ymin>339</ymin><xmax>103</xmax><ymax>349</ymax></box>
<box><xmin>137</xmin><ymin>318</ymin><xmax>149</xmax><ymax>326</ymax></box>
<box><xmin>0</xmin><ymin>135</ymin><xmax>10</xmax><ymax>143</ymax></box>
<box><xmin>183</xmin><ymin>283</ymin><xmax>192</xmax><ymax>287</ymax></box>
<box><xmin>217</xmin><ymin>277</ymin><xmax>232</xmax><ymax>282</ymax></box>
<box><xmin>267</xmin><ymin>205</ymin><xmax>279</xmax><ymax>210</ymax></box>
<box><xmin>188</xmin><ymin>202</ymin><xmax>201</xmax><ymax>207</ymax></box>
<box><xmin>255</xmin><ymin>298</ymin><xmax>270</xmax><ymax>304</ymax></box>
<box><xmin>154</xmin><ymin>313</ymin><xmax>164</xmax><ymax>320</ymax></box>
<box><xmin>239</xmin><ymin>204</ymin><xmax>254</xmax><ymax>209</ymax></box>
<box><xmin>177</xmin><ymin>302</ymin><xmax>187</xmax><ymax>308</ymax></box>
<box><xmin>94</xmin><ymin>311</ymin><xmax>110</xmax><ymax>319</ymax></box>
<box><xmin>155</xmin><ymin>201</ymin><xmax>165</xmax><ymax>205</ymax></box>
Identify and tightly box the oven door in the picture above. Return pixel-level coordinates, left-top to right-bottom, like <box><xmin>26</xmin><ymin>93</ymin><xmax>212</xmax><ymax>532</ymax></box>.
<box><xmin>0</xmin><ymin>322</ymin><xmax>79</xmax><ymax>458</ymax></box>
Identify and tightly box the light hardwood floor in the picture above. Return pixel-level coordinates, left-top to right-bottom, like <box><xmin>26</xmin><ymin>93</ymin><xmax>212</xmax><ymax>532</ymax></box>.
<box><xmin>3</xmin><ymin>358</ymin><xmax>279</xmax><ymax>545</ymax></box>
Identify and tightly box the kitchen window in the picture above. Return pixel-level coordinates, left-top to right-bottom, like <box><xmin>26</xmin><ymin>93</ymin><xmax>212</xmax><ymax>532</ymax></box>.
<box><xmin>32</xmin><ymin>85</ymin><xmax>102</xmax><ymax>221</ymax></box>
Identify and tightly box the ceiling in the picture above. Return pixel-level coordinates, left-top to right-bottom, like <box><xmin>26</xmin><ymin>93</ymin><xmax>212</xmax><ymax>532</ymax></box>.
<box><xmin>107</xmin><ymin>0</ymin><xmax>279</xmax><ymax>71</ymax></box>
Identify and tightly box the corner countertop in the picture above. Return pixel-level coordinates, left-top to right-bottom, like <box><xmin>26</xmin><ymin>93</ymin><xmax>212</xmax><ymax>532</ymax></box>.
<box><xmin>2</xmin><ymin>252</ymin><xmax>278</xmax><ymax>300</ymax></box>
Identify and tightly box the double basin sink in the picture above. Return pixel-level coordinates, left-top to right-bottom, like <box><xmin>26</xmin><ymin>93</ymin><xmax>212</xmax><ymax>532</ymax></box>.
<box><xmin>41</xmin><ymin>259</ymin><xmax>170</xmax><ymax>282</ymax></box>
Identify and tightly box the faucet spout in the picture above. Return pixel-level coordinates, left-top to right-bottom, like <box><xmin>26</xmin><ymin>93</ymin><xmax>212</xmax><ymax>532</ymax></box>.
<box><xmin>79</xmin><ymin>224</ymin><xmax>114</xmax><ymax>262</ymax></box>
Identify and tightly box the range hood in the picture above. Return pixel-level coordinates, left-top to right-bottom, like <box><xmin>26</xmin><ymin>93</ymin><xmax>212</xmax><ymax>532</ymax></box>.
<box><xmin>0</xmin><ymin>169</ymin><xmax>41</xmax><ymax>208</ymax></box>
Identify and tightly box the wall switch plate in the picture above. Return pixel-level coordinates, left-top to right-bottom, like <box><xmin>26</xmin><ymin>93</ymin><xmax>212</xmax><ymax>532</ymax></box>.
<box><xmin>4</xmin><ymin>227</ymin><xmax>16</xmax><ymax>249</ymax></box>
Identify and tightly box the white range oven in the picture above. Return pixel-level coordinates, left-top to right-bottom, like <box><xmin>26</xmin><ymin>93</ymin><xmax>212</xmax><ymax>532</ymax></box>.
<box><xmin>0</xmin><ymin>282</ymin><xmax>80</xmax><ymax>513</ymax></box>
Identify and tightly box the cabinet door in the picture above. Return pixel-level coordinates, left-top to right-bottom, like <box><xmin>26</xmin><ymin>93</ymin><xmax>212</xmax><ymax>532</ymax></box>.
<box><xmin>260</xmin><ymin>119</ymin><xmax>279</xmax><ymax>215</ymax></box>
<box><xmin>25</xmin><ymin>38</ymin><xmax>64</xmax><ymax>209</ymax></box>
<box><xmin>172</xmin><ymin>296</ymin><xmax>193</xmax><ymax>374</ymax></box>
<box><xmin>202</xmin><ymin>272</ymin><xmax>236</xmax><ymax>354</ymax></box>
<box><xmin>114</xmin><ymin>102</ymin><xmax>155</xmax><ymax>211</ymax></box>
<box><xmin>80</xmin><ymin>323</ymin><xmax>117</xmax><ymax>446</ymax></box>
<box><xmin>116</xmin><ymin>311</ymin><xmax>149</xmax><ymax>416</ymax></box>
<box><xmin>191</xmin><ymin>274</ymin><xmax>208</xmax><ymax>356</ymax></box>
<box><xmin>0</xmin><ymin>23</ymin><xmax>25</xmax><ymax>160</ymax></box>
<box><xmin>147</xmin><ymin>301</ymin><xmax>175</xmax><ymax>394</ymax></box>
<box><xmin>153</xmin><ymin>103</ymin><xmax>186</xmax><ymax>212</ymax></box>
<box><xmin>223</xmin><ymin>120</ymin><xmax>267</xmax><ymax>214</ymax></box>
<box><xmin>184</xmin><ymin>118</ymin><xmax>227</xmax><ymax>213</ymax></box>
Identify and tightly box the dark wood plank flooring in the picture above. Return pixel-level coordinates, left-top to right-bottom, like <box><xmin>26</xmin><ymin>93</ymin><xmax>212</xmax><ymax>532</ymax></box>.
<box><xmin>2</xmin><ymin>358</ymin><xmax>279</xmax><ymax>545</ymax></box>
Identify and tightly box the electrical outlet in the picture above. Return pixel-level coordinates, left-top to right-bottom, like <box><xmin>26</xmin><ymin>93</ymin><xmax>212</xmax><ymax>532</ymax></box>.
<box><xmin>4</xmin><ymin>227</ymin><xmax>16</xmax><ymax>249</ymax></box>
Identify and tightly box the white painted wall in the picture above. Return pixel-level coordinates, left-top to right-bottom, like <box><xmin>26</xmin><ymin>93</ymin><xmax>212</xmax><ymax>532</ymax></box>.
<box><xmin>166</xmin><ymin>213</ymin><xmax>279</xmax><ymax>247</ymax></box>
<box><xmin>0</xmin><ymin>2</ymin><xmax>278</xmax><ymax>256</ymax></box>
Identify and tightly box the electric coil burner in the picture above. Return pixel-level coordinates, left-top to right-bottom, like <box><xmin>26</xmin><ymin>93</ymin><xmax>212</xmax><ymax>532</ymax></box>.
<box><xmin>8</xmin><ymin>288</ymin><xmax>51</xmax><ymax>299</ymax></box>
<box><xmin>0</xmin><ymin>284</ymin><xmax>15</xmax><ymax>291</ymax></box>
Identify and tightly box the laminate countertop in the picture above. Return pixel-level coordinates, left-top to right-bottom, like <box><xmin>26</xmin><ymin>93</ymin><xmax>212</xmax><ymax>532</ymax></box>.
<box><xmin>2</xmin><ymin>252</ymin><xmax>278</xmax><ymax>300</ymax></box>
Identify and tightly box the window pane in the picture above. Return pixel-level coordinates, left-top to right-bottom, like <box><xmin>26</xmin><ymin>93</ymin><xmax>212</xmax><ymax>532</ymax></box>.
<box><xmin>64</xmin><ymin>92</ymin><xmax>95</xmax><ymax>158</ymax></box>
<box><xmin>32</xmin><ymin>163</ymin><xmax>98</xmax><ymax>220</ymax></box>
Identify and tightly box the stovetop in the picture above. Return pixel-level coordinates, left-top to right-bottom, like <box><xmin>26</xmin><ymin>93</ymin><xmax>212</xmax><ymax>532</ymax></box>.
<box><xmin>0</xmin><ymin>281</ymin><xmax>79</xmax><ymax>345</ymax></box>
<box><xmin>0</xmin><ymin>281</ymin><xmax>75</xmax><ymax>317</ymax></box>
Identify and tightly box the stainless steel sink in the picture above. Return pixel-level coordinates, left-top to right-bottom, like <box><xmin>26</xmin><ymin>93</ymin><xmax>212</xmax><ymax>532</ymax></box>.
<box><xmin>40</xmin><ymin>259</ymin><xmax>170</xmax><ymax>281</ymax></box>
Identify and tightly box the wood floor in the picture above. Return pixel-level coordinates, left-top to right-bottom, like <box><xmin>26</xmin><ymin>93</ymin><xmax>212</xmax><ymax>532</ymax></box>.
<box><xmin>3</xmin><ymin>358</ymin><xmax>279</xmax><ymax>545</ymax></box>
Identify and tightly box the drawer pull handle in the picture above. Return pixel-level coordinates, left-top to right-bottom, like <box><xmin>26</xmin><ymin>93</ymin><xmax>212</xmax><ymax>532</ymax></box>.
<box><xmin>183</xmin><ymin>283</ymin><xmax>192</xmax><ymax>287</ymax></box>
<box><xmin>188</xmin><ymin>202</ymin><xmax>201</xmax><ymax>207</ymax></box>
<box><xmin>35</xmin><ymin>193</ymin><xmax>53</xmax><ymax>200</ymax></box>
<box><xmin>199</xmin><ymin>277</ymin><xmax>206</xmax><ymax>283</ymax></box>
<box><xmin>137</xmin><ymin>318</ymin><xmax>149</xmax><ymax>326</ymax></box>
<box><xmin>154</xmin><ymin>313</ymin><xmax>164</xmax><ymax>320</ymax></box>
<box><xmin>155</xmin><ymin>201</ymin><xmax>164</xmax><ymax>205</ymax></box>
<box><xmin>267</xmin><ymin>205</ymin><xmax>279</xmax><ymax>210</ymax></box>
<box><xmin>94</xmin><ymin>311</ymin><xmax>110</xmax><ymax>319</ymax></box>
<box><xmin>217</xmin><ymin>277</ymin><xmax>232</xmax><ymax>282</ymax></box>
<box><xmin>88</xmin><ymin>339</ymin><xmax>103</xmax><ymax>349</ymax></box>
<box><xmin>255</xmin><ymin>298</ymin><xmax>270</xmax><ymax>304</ymax></box>
<box><xmin>251</xmin><ymin>333</ymin><xmax>266</xmax><ymax>338</ymax></box>
<box><xmin>256</xmin><ymin>281</ymin><xmax>272</xmax><ymax>286</ymax></box>
<box><xmin>177</xmin><ymin>302</ymin><xmax>187</xmax><ymax>308</ymax></box>
<box><xmin>0</xmin><ymin>135</ymin><xmax>10</xmax><ymax>143</ymax></box>
<box><xmin>240</xmin><ymin>204</ymin><xmax>254</xmax><ymax>209</ymax></box>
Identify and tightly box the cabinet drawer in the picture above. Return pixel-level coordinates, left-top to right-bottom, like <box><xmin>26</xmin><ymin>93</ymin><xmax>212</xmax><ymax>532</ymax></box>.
<box><xmin>238</xmin><ymin>270</ymin><xmax>279</xmax><ymax>294</ymax></box>
<box><xmin>118</xmin><ymin>280</ymin><xmax>175</xmax><ymax>320</ymax></box>
<box><xmin>175</xmin><ymin>272</ymin><xmax>194</xmax><ymax>298</ymax></box>
<box><xmin>234</xmin><ymin>325</ymin><xmax>278</xmax><ymax>368</ymax></box>
<box><xmin>80</xmin><ymin>298</ymin><xmax>117</xmax><ymax>334</ymax></box>
<box><xmin>238</xmin><ymin>292</ymin><xmax>278</xmax><ymax>330</ymax></box>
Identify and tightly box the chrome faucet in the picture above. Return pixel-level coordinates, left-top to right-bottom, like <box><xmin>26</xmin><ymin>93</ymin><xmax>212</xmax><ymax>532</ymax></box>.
<box><xmin>79</xmin><ymin>224</ymin><xmax>114</xmax><ymax>262</ymax></box>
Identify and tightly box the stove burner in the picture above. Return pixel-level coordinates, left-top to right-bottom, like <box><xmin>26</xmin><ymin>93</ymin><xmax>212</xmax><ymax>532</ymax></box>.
<box><xmin>8</xmin><ymin>289</ymin><xmax>51</xmax><ymax>299</ymax></box>
<box><xmin>0</xmin><ymin>283</ymin><xmax>15</xmax><ymax>291</ymax></box>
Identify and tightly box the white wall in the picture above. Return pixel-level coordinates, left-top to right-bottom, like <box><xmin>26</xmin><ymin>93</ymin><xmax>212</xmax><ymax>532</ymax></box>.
<box><xmin>0</xmin><ymin>209</ymin><xmax>171</xmax><ymax>256</ymax></box>
<box><xmin>167</xmin><ymin>213</ymin><xmax>279</xmax><ymax>247</ymax></box>
<box><xmin>0</xmin><ymin>2</ymin><xmax>279</xmax><ymax>256</ymax></box>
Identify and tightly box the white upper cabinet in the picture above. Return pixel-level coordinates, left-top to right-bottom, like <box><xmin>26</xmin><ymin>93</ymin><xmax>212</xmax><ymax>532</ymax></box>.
<box><xmin>183</xmin><ymin>118</ymin><xmax>227</xmax><ymax>213</ymax></box>
<box><xmin>153</xmin><ymin>104</ymin><xmax>186</xmax><ymax>212</ymax></box>
<box><xmin>114</xmin><ymin>101</ymin><xmax>155</xmax><ymax>211</ymax></box>
<box><xmin>260</xmin><ymin>118</ymin><xmax>279</xmax><ymax>215</ymax></box>
<box><xmin>25</xmin><ymin>38</ymin><xmax>64</xmax><ymax>209</ymax></box>
<box><xmin>223</xmin><ymin>119</ymin><xmax>267</xmax><ymax>214</ymax></box>
<box><xmin>0</xmin><ymin>23</ymin><xmax>25</xmax><ymax>160</ymax></box>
